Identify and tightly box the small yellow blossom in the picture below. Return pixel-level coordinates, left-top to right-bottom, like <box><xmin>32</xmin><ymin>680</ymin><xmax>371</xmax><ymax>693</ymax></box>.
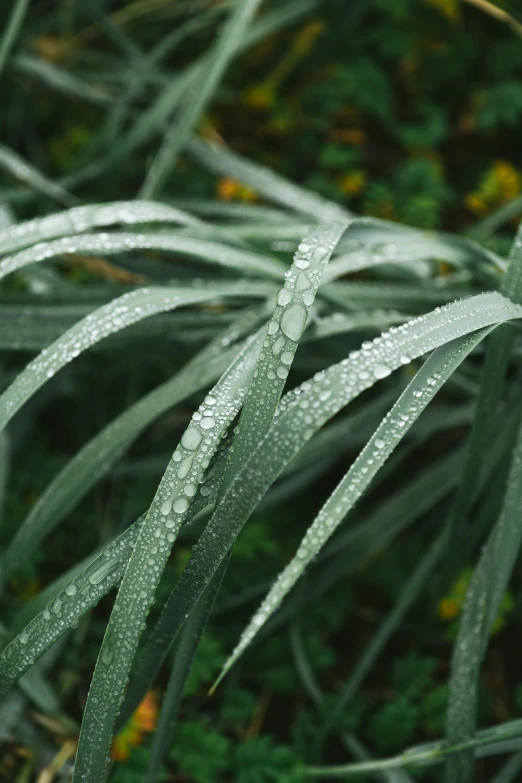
<box><xmin>243</xmin><ymin>82</ymin><xmax>276</xmax><ymax>110</ymax></box>
<box><xmin>111</xmin><ymin>692</ymin><xmax>158</xmax><ymax>762</ymax></box>
<box><xmin>339</xmin><ymin>171</ymin><xmax>366</xmax><ymax>196</ymax></box>
<box><xmin>217</xmin><ymin>177</ymin><xmax>257</xmax><ymax>203</ymax></box>
<box><xmin>424</xmin><ymin>0</ymin><xmax>460</xmax><ymax>22</ymax></box>
<box><xmin>466</xmin><ymin>160</ymin><xmax>521</xmax><ymax>216</ymax></box>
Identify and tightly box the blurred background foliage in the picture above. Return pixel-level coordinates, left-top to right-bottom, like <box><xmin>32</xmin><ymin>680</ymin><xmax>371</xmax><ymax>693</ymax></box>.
<box><xmin>2</xmin><ymin>0</ymin><xmax>522</xmax><ymax>781</ymax></box>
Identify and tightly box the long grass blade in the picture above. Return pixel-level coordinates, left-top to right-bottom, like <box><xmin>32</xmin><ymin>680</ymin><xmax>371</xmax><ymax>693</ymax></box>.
<box><xmin>120</xmin><ymin>291</ymin><xmax>522</xmax><ymax>719</ymax></box>
<box><xmin>141</xmin><ymin>0</ymin><xmax>263</xmax><ymax>198</ymax></box>
<box><xmin>0</xmin><ymin>0</ymin><xmax>31</xmax><ymax>77</ymax></box>
<box><xmin>0</xmin><ymin>145</ymin><xmax>76</xmax><ymax>207</ymax></box>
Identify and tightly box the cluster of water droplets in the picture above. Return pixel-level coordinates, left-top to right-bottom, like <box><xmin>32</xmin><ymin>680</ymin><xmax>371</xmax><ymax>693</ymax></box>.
<box><xmin>217</xmin><ymin>292</ymin><xmax>522</xmax><ymax>673</ymax></box>
<box><xmin>72</xmin><ymin>334</ymin><xmax>264</xmax><ymax>770</ymax></box>
<box><xmin>0</xmin><ymin>200</ymin><xmax>198</xmax><ymax>257</ymax></box>
<box><xmin>0</xmin><ymin>518</ymin><xmax>145</xmax><ymax>694</ymax></box>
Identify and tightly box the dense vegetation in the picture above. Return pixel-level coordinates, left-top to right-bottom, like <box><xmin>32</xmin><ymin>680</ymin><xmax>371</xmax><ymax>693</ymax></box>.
<box><xmin>1</xmin><ymin>1</ymin><xmax>522</xmax><ymax>782</ymax></box>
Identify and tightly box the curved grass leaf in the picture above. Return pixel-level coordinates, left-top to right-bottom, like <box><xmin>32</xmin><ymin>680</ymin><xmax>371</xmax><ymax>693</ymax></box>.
<box><xmin>0</xmin><ymin>304</ymin><xmax>268</xmax><ymax>585</ymax></box>
<box><xmin>0</xmin><ymin>0</ymin><xmax>31</xmax><ymax>76</ymax></box>
<box><xmin>0</xmin><ymin>201</ymin><xmax>201</xmax><ymax>256</ymax></box>
<box><xmin>0</xmin><ymin>144</ymin><xmax>76</xmax><ymax>207</ymax></box>
<box><xmin>72</xmin><ymin>328</ymin><xmax>265</xmax><ymax>783</ymax></box>
<box><xmin>141</xmin><ymin>0</ymin><xmax>263</xmax><ymax>198</ymax></box>
<box><xmin>0</xmin><ymin>281</ymin><xmax>271</xmax><ymax>433</ymax></box>
<box><xmin>73</xmin><ymin>221</ymin><xmax>346</xmax><ymax>782</ymax></box>
<box><xmin>445</xmin><ymin>413</ymin><xmax>522</xmax><ymax>781</ymax></box>
<box><xmin>146</xmin><ymin>558</ymin><xmax>228</xmax><ymax>783</ymax></box>
<box><xmin>120</xmin><ymin>291</ymin><xmax>522</xmax><ymax>720</ymax></box>
<box><xmin>0</xmin><ymin>231</ymin><xmax>284</xmax><ymax>283</ymax></box>
<box><xmin>216</xmin><ymin>328</ymin><xmax>493</xmax><ymax>683</ymax></box>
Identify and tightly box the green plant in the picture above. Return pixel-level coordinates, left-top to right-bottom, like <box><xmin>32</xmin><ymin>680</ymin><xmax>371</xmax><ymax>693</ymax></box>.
<box><xmin>2</xmin><ymin>2</ymin><xmax>522</xmax><ymax>783</ymax></box>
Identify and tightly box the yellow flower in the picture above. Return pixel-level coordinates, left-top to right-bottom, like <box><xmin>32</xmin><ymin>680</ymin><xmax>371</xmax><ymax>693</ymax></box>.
<box><xmin>217</xmin><ymin>177</ymin><xmax>257</xmax><ymax>203</ymax></box>
<box><xmin>339</xmin><ymin>171</ymin><xmax>366</xmax><ymax>196</ymax></box>
<box><xmin>466</xmin><ymin>160</ymin><xmax>521</xmax><ymax>216</ymax></box>
<box><xmin>111</xmin><ymin>692</ymin><xmax>158</xmax><ymax>762</ymax></box>
<box><xmin>243</xmin><ymin>82</ymin><xmax>275</xmax><ymax>110</ymax></box>
<box><xmin>424</xmin><ymin>0</ymin><xmax>460</xmax><ymax>21</ymax></box>
<box><xmin>438</xmin><ymin>598</ymin><xmax>460</xmax><ymax>620</ymax></box>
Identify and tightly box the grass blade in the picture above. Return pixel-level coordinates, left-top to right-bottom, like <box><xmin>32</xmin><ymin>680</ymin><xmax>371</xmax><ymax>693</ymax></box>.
<box><xmin>120</xmin><ymin>291</ymin><xmax>522</xmax><ymax>719</ymax></box>
<box><xmin>445</xmin><ymin>413</ymin><xmax>522</xmax><ymax>781</ymax></box>
<box><xmin>0</xmin><ymin>231</ymin><xmax>284</xmax><ymax>283</ymax></box>
<box><xmin>0</xmin><ymin>0</ymin><xmax>31</xmax><ymax>77</ymax></box>
<box><xmin>0</xmin><ymin>281</ymin><xmax>270</xmax><ymax>433</ymax></box>
<box><xmin>216</xmin><ymin>328</ymin><xmax>493</xmax><ymax>683</ymax></box>
<box><xmin>0</xmin><ymin>145</ymin><xmax>76</xmax><ymax>207</ymax></box>
<box><xmin>0</xmin><ymin>200</ymin><xmax>201</xmax><ymax>256</ymax></box>
<box><xmin>141</xmin><ymin>0</ymin><xmax>263</xmax><ymax>198</ymax></box>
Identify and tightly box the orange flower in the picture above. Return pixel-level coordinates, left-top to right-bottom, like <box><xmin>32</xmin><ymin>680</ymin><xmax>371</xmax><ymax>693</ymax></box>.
<box><xmin>217</xmin><ymin>177</ymin><xmax>257</xmax><ymax>202</ymax></box>
<box><xmin>111</xmin><ymin>692</ymin><xmax>159</xmax><ymax>762</ymax></box>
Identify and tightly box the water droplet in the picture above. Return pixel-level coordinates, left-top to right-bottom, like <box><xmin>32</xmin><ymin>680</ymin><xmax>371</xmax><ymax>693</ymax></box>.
<box><xmin>173</xmin><ymin>497</ymin><xmax>189</xmax><ymax>513</ymax></box>
<box><xmin>281</xmin><ymin>304</ymin><xmax>307</xmax><ymax>341</ymax></box>
<box><xmin>200</xmin><ymin>417</ymin><xmax>215</xmax><ymax>430</ymax></box>
<box><xmin>373</xmin><ymin>364</ymin><xmax>391</xmax><ymax>379</ymax></box>
<box><xmin>181</xmin><ymin>427</ymin><xmax>202</xmax><ymax>450</ymax></box>
<box><xmin>277</xmin><ymin>289</ymin><xmax>292</xmax><ymax>307</ymax></box>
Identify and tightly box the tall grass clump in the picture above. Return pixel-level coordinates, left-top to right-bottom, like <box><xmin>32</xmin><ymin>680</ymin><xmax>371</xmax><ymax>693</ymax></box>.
<box><xmin>2</xmin><ymin>1</ymin><xmax>522</xmax><ymax>782</ymax></box>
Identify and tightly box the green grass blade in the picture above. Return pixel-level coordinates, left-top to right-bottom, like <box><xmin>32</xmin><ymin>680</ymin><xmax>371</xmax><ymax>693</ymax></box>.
<box><xmin>188</xmin><ymin>137</ymin><xmax>350</xmax><ymax>222</ymax></box>
<box><xmin>0</xmin><ymin>201</ymin><xmax>201</xmax><ymax>256</ymax></box>
<box><xmin>216</xmin><ymin>328</ymin><xmax>492</xmax><ymax>683</ymax></box>
<box><xmin>72</xmin><ymin>219</ymin><xmax>345</xmax><ymax>781</ymax></box>
<box><xmin>0</xmin><ymin>303</ymin><xmax>267</xmax><ymax>585</ymax></box>
<box><xmin>445</xmin><ymin>414</ymin><xmax>522</xmax><ymax>781</ymax></box>
<box><xmin>146</xmin><ymin>558</ymin><xmax>228</xmax><ymax>783</ymax></box>
<box><xmin>141</xmin><ymin>0</ymin><xmax>263</xmax><ymax>198</ymax></box>
<box><xmin>0</xmin><ymin>0</ymin><xmax>31</xmax><ymax>77</ymax></box>
<box><xmin>0</xmin><ymin>281</ymin><xmax>270</xmax><ymax>433</ymax></box>
<box><xmin>120</xmin><ymin>291</ymin><xmax>522</xmax><ymax>717</ymax></box>
<box><xmin>0</xmin><ymin>144</ymin><xmax>76</xmax><ymax>207</ymax></box>
<box><xmin>72</xmin><ymin>329</ymin><xmax>264</xmax><ymax>783</ymax></box>
<box><xmin>0</xmin><ymin>231</ymin><xmax>284</xmax><ymax>282</ymax></box>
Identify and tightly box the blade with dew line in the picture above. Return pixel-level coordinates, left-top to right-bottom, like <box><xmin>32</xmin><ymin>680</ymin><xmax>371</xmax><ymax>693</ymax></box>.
<box><xmin>118</xmin><ymin>291</ymin><xmax>522</xmax><ymax>721</ymax></box>
<box><xmin>0</xmin><ymin>144</ymin><xmax>76</xmax><ymax>207</ymax></box>
<box><xmin>141</xmin><ymin>0</ymin><xmax>263</xmax><ymax>198</ymax></box>
<box><xmin>0</xmin><ymin>304</ymin><xmax>267</xmax><ymax>587</ymax></box>
<box><xmin>215</xmin><ymin>328</ymin><xmax>494</xmax><ymax>685</ymax></box>
<box><xmin>0</xmin><ymin>200</ymin><xmax>202</xmax><ymax>256</ymax></box>
<box><xmin>72</xmin><ymin>221</ymin><xmax>347</xmax><ymax>782</ymax></box>
<box><xmin>0</xmin><ymin>281</ymin><xmax>273</xmax><ymax>434</ymax></box>
<box><xmin>445</xmin><ymin>414</ymin><xmax>522</xmax><ymax>781</ymax></box>
<box><xmin>0</xmin><ymin>231</ymin><xmax>284</xmax><ymax>283</ymax></box>
<box><xmin>0</xmin><ymin>0</ymin><xmax>30</xmax><ymax>77</ymax></box>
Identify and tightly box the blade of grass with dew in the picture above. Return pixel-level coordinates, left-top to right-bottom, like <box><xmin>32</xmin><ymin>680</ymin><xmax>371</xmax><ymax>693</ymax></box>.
<box><xmin>0</xmin><ymin>432</ymin><xmax>8</xmax><ymax>530</ymax></box>
<box><xmin>0</xmin><ymin>145</ymin><xmax>77</xmax><ymax>207</ymax></box>
<box><xmin>0</xmin><ymin>0</ymin><xmax>31</xmax><ymax>77</ymax></box>
<box><xmin>188</xmin><ymin>137</ymin><xmax>350</xmax><ymax>223</ymax></box>
<box><xmin>0</xmin><ymin>231</ymin><xmax>284</xmax><ymax>283</ymax></box>
<box><xmin>146</xmin><ymin>558</ymin><xmax>228</xmax><ymax>783</ymax></box>
<box><xmin>444</xmin><ymin>223</ymin><xmax>522</xmax><ymax>570</ymax></box>
<box><xmin>0</xmin><ymin>305</ymin><xmax>267</xmax><ymax>586</ymax></box>
<box><xmin>0</xmin><ymin>200</ymin><xmax>202</xmax><ymax>256</ymax></box>
<box><xmin>0</xmin><ymin>280</ymin><xmax>272</xmax><ymax>433</ymax></box>
<box><xmin>0</xmin><ymin>460</ymin><xmax>224</xmax><ymax>695</ymax></box>
<box><xmin>305</xmin><ymin>719</ymin><xmax>522</xmax><ymax>778</ymax></box>
<box><xmin>216</xmin><ymin>328</ymin><xmax>494</xmax><ymax>683</ymax></box>
<box><xmin>71</xmin><ymin>327</ymin><xmax>265</xmax><ymax>783</ymax></box>
<box><xmin>445</xmin><ymin>413</ymin><xmax>522</xmax><ymax>781</ymax></box>
<box><xmin>141</xmin><ymin>0</ymin><xmax>263</xmax><ymax>198</ymax></box>
<box><xmin>120</xmin><ymin>291</ymin><xmax>522</xmax><ymax>719</ymax></box>
<box><xmin>490</xmin><ymin>751</ymin><xmax>522</xmax><ymax>783</ymax></box>
<box><xmin>72</xmin><ymin>221</ymin><xmax>347</xmax><ymax>782</ymax></box>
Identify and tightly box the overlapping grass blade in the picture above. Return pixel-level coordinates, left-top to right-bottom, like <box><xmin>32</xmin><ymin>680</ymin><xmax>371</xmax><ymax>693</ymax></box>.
<box><xmin>0</xmin><ymin>145</ymin><xmax>76</xmax><ymax>207</ymax></box>
<box><xmin>72</xmin><ymin>221</ymin><xmax>345</xmax><ymax>782</ymax></box>
<box><xmin>0</xmin><ymin>281</ymin><xmax>271</xmax><ymax>433</ymax></box>
<box><xmin>445</xmin><ymin>414</ymin><xmax>522</xmax><ymax>781</ymax></box>
<box><xmin>216</xmin><ymin>328</ymin><xmax>493</xmax><ymax>682</ymax></box>
<box><xmin>0</xmin><ymin>201</ymin><xmax>201</xmax><ymax>256</ymax></box>
<box><xmin>0</xmin><ymin>306</ymin><xmax>267</xmax><ymax>586</ymax></box>
<box><xmin>71</xmin><ymin>328</ymin><xmax>265</xmax><ymax>783</ymax></box>
<box><xmin>0</xmin><ymin>231</ymin><xmax>284</xmax><ymax>283</ymax></box>
<box><xmin>0</xmin><ymin>0</ymin><xmax>31</xmax><ymax>76</ymax></box>
<box><xmin>120</xmin><ymin>291</ymin><xmax>522</xmax><ymax>719</ymax></box>
<box><xmin>146</xmin><ymin>559</ymin><xmax>228</xmax><ymax>783</ymax></box>
<box><xmin>141</xmin><ymin>0</ymin><xmax>263</xmax><ymax>197</ymax></box>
